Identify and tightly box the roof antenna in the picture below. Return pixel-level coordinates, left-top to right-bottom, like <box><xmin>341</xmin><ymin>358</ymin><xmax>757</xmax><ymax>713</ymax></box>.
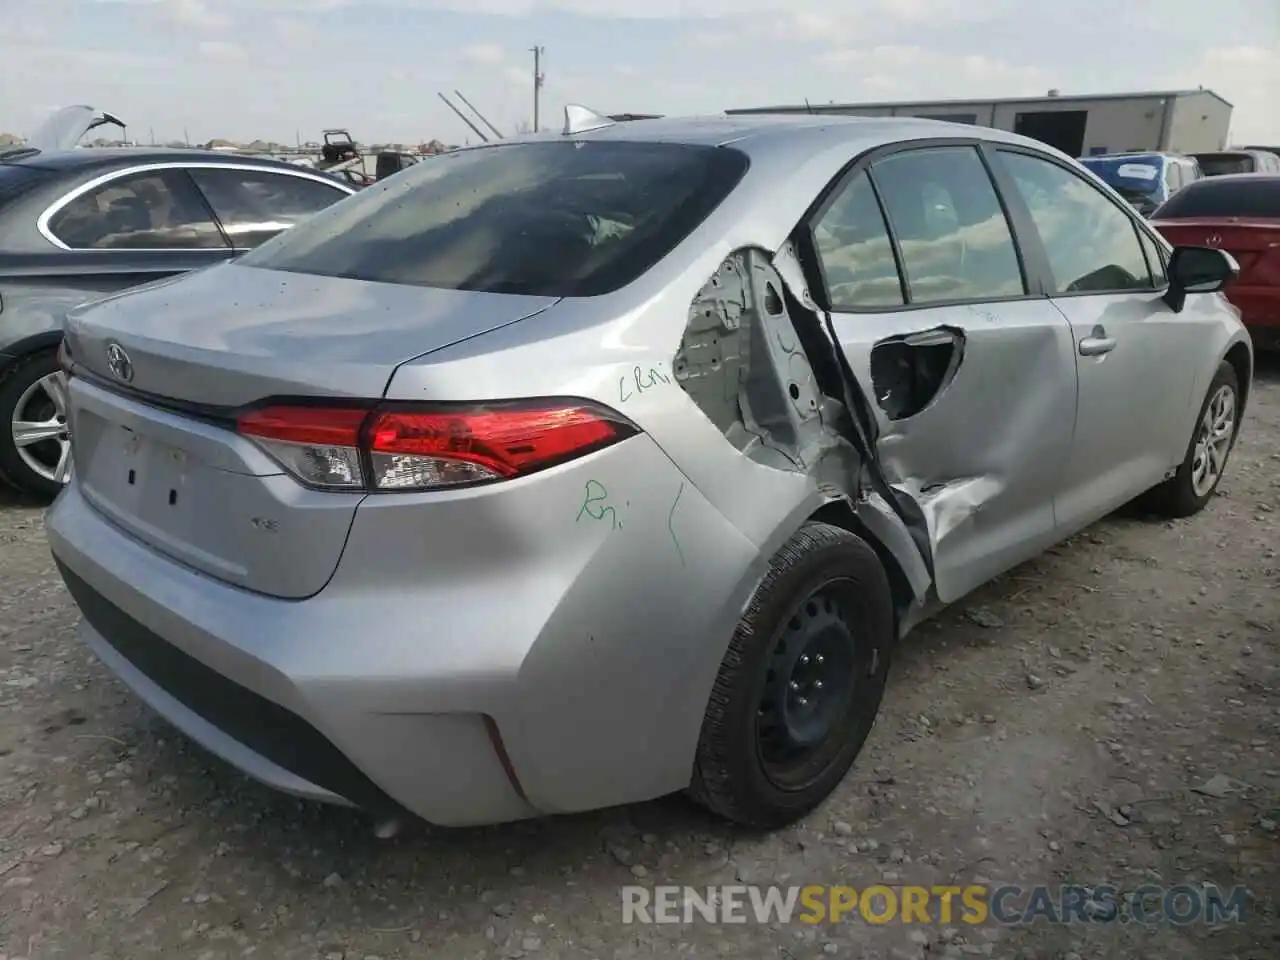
<box><xmin>804</xmin><ymin>98</ymin><xmax>814</xmax><ymax>115</ymax></box>
<box><xmin>562</xmin><ymin>104</ymin><xmax>616</xmax><ymax>136</ymax></box>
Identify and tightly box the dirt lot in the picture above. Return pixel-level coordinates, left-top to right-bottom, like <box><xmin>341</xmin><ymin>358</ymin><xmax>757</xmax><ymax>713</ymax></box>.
<box><xmin>0</xmin><ymin>367</ymin><xmax>1276</xmax><ymax>960</ymax></box>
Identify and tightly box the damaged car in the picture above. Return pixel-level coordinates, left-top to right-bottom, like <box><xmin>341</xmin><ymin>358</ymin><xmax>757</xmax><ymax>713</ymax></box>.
<box><xmin>48</xmin><ymin>109</ymin><xmax>1252</xmax><ymax>831</ymax></box>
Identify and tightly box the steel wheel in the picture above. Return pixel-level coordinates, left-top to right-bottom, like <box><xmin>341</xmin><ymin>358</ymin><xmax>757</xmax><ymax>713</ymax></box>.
<box><xmin>755</xmin><ymin>580</ymin><xmax>876</xmax><ymax>790</ymax></box>
<box><xmin>1190</xmin><ymin>383</ymin><xmax>1235</xmax><ymax>498</ymax></box>
<box><xmin>10</xmin><ymin>371</ymin><xmax>71</xmax><ymax>486</ymax></box>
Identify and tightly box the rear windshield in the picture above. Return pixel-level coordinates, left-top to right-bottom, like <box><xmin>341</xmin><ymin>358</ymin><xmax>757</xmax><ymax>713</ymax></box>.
<box><xmin>241</xmin><ymin>140</ymin><xmax>750</xmax><ymax>297</ymax></box>
<box><xmin>1193</xmin><ymin>153</ymin><xmax>1256</xmax><ymax>176</ymax></box>
<box><xmin>1153</xmin><ymin>178</ymin><xmax>1280</xmax><ymax>219</ymax></box>
<box><xmin>0</xmin><ymin>163</ymin><xmax>53</xmax><ymax>208</ymax></box>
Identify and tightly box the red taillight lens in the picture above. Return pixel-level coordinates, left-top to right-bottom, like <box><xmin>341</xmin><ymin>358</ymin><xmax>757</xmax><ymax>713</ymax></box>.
<box><xmin>236</xmin><ymin>400</ymin><xmax>637</xmax><ymax>492</ymax></box>
<box><xmin>237</xmin><ymin>405</ymin><xmax>369</xmax><ymax>489</ymax></box>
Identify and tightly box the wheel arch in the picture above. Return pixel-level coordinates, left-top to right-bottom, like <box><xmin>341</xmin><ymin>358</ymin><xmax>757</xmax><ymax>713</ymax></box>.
<box><xmin>1223</xmin><ymin>339</ymin><xmax>1251</xmax><ymax>421</ymax></box>
<box><xmin>0</xmin><ymin>331</ymin><xmax>62</xmax><ymax>383</ymax></box>
<box><xmin>807</xmin><ymin>497</ymin><xmax>918</xmax><ymax>637</ymax></box>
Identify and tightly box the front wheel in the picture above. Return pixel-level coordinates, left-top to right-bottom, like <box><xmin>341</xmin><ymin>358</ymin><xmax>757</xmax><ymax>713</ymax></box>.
<box><xmin>1141</xmin><ymin>360</ymin><xmax>1240</xmax><ymax>518</ymax></box>
<box><xmin>0</xmin><ymin>349</ymin><xmax>72</xmax><ymax>499</ymax></box>
<box><xmin>688</xmin><ymin>522</ymin><xmax>895</xmax><ymax>829</ymax></box>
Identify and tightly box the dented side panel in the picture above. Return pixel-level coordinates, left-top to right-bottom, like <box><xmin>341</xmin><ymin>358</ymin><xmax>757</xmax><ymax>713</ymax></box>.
<box><xmin>829</xmin><ymin>301</ymin><xmax>1079</xmax><ymax>603</ymax></box>
<box><xmin>661</xmin><ymin>248</ymin><xmax>865</xmax><ymax>553</ymax></box>
<box><xmin>670</xmin><ymin>247</ymin><xmax>935</xmax><ymax>605</ymax></box>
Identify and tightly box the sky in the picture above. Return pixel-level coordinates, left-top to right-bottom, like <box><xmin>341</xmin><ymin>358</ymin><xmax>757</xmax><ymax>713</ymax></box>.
<box><xmin>0</xmin><ymin>0</ymin><xmax>1276</xmax><ymax>146</ymax></box>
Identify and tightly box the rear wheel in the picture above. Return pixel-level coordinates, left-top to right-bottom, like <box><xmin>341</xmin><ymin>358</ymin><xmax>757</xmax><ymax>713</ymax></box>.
<box><xmin>1141</xmin><ymin>361</ymin><xmax>1239</xmax><ymax>518</ymax></box>
<box><xmin>688</xmin><ymin>522</ymin><xmax>894</xmax><ymax>829</ymax></box>
<box><xmin>0</xmin><ymin>350</ymin><xmax>71</xmax><ymax>499</ymax></box>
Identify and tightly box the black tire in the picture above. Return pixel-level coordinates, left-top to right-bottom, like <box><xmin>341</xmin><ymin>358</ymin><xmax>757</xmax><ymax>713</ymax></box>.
<box><xmin>688</xmin><ymin>521</ymin><xmax>894</xmax><ymax>829</ymax></box>
<box><xmin>0</xmin><ymin>349</ymin><xmax>67</xmax><ymax>499</ymax></box>
<box><xmin>1141</xmin><ymin>361</ymin><xmax>1240</xmax><ymax>519</ymax></box>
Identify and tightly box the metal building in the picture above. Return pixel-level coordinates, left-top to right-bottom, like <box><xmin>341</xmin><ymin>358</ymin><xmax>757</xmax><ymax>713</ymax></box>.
<box><xmin>726</xmin><ymin>89</ymin><xmax>1233</xmax><ymax>157</ymax></box>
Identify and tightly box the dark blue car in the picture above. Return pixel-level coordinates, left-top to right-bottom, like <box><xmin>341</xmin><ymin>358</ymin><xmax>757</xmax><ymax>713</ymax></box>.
<box><xmin>1078</xmin><ymin>152</ymin><xmax>1202</xmax><ymax>217</ymax></box>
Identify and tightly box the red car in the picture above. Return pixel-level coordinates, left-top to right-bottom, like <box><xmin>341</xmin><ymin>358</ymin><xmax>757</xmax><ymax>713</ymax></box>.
<box><xmin>1152</xmin><ymin>174</ymin><xmax>1280</xmax><ymax>348</ymax></box>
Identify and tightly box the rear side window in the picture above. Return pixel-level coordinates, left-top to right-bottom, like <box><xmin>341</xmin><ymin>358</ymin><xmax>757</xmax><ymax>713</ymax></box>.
<box><xmin>1194</xmin><ymin>153</ymin><xmax>1256</xmax><ymax>176</ymax></box>
<box><xmin>0</xmin><ymin>164</ymin><xmax>53</xmax><ymax>209</ymax></box>
<box><xmin>189</xmin><ymin>168</ymin><xmax>349</xmax><ymax>249</ymax></box>
<box><xmin>47</xmin><ymin>169</ymin><xmax>228</xmax><ymax>250</ymax></box>
<box><xmin>242</xmin><ymin>141</ymin><xmax>750</xmax><ymax>297</ymax></box>
<box><xmin>1153</xmin><ymin>179</ymin><xmax>1280</xmax><ymax>219</ymax></box>
<box><xmin>812</xmin><ymin>172</ymin><xmax>905</xmax><ymax>308</ymax></box>
<box><xmin>869</xmin><ymin>146</ymin><xmax>1026</xmax><ymax>303</ymax></box>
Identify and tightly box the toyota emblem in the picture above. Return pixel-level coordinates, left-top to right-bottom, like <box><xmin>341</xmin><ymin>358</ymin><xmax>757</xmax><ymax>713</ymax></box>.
<box><xmin>105</xmin><ymin>342</ymin><xmax>134</xmax><ymax>383</ymax></box>
<box><xmin>1206</xmin><ymin>234</ymin><xmax>1222</xmax><ymax>248</ymax></box>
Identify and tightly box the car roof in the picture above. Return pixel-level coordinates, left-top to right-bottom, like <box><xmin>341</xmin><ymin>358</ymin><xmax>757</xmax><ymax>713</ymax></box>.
<box><xmin>1193</xmin><ymin>149</ymin><xmax>1268</xmax><ymax>158</ymax></box>
<box><xmin>1183</xmin><ymin>172</ymin><xmax>1280</xmax><ymax>184</ymax></box>
<box><xmin>6</xmin><ymin>147</ymin><xmax>317</xmax><ymax>174</ymax></box>
<box><xmin>505</xmin><ymin>112</ymin><xmax>1063</xmax><ymax>164</ymax></box>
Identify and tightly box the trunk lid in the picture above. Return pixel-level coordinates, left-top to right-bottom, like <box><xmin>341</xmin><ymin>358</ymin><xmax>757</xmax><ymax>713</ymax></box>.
<box><xmin>1152</xmin><ymin>218</ymin><xmax>1280</xmax><ymax>285</ymax></box>
<box><xmin>64</xmin><ymin>262</ymin><xmax>558</xmax><ymax>598</ymax></box>
<box><xmin>63</xmin><ymin>261</ymin><xmax>559</xmax><ymax>407</ymax></box>
<box><xmin>24</xmin><ymin>105</ymin><xmax>127</xmax><ymax>153</ymax></box>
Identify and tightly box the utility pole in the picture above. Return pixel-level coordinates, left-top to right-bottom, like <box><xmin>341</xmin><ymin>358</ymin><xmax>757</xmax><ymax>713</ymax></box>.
<box><xmin>531</xmin><ymin>45</ymin><xmax>545</xmax><ymax>133</ymax></box>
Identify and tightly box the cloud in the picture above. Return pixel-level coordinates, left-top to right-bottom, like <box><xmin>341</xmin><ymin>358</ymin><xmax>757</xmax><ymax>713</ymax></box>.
<box><xmin>816</xmin><ymin>45</ymin><xmax>1049</xmax><ymax>99</ymax></box>
<box><xmin>459</xmin><ymin>43</ymin><xmax>507</xmax><ymax>64</ymax></box>
<box><xmin>273</xmin><ymin>17</ymin><xmax>321</xmax><ymax>45</ymax></box>
<box><xmin>1167</xmin><ymin>44</ymin><xmax>1280</xmax><ymax>145</ymax></box>
<box><xmin>198</xmin><ymin>40</ymin><xmax>247</xmax><ymax>62</ymax></box>
<box><xmin>3</xmin><ymin>0</ymin><xmax>1277</xmax><ymax>148</ymax></box>
<box><xmin>157</xmin><ymin>0</ymin><xmax>232</xmax><ymax>29</ymax></box>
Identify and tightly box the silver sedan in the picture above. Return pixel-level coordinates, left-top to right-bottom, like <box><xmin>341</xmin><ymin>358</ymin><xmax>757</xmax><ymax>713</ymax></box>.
<box><xmin>48</xmin><ymin>110</ymin><xmax>1250</xmax><ymax>830</ymax></box>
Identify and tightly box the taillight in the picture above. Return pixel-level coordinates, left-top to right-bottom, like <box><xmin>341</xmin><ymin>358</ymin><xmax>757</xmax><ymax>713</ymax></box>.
<box><xmin>236</xmin><ymin>399</ymin><xmax>638</xmax><ymax>492</ymax></box>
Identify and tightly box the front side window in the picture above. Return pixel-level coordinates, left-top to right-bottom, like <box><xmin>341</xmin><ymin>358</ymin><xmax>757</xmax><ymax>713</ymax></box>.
<box><xmin>241</xmin><ymin>140</ymin><xmax>750</xmax><ymax>297</ymax></box>
<box><xmin>998</xmin><ymin>151</ymin><xmax>1153</xmax><ymax>294</ymax></box>
<box><xmin>47</xmin><ymin>170</ymin><xmax>227</xmax><ymax>250</ymax></box>
<box><xmin>869</xmin><ymin>146</ymin><xmax>1026</xmax><ymax>304</ymax></box>
<box><xmin>811</xmin><ymin>172</ymin><xmax>905</xmax><ymax>308</ymax></box>
<box><xmin>189</xmin><ymin>168</ymin><xmax>349</xmax><ymax>249</ymax></box>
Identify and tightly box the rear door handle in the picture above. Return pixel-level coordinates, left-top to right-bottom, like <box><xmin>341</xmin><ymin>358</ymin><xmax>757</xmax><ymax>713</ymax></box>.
<box><xmin>1079</xmin><ymin>336</ymin><xmax>1116</xmax><ymax>357</ymax></box>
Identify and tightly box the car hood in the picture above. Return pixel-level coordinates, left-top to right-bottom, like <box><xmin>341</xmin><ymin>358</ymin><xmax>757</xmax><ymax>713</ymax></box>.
<box><xmin>26</xmin><ymin>105</ymin><xmax>126</xmax><ymax>152</ymax></box>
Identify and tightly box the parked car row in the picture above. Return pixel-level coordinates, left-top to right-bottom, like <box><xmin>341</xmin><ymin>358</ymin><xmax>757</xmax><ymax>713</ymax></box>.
<box><xmin>39</xmin><ymin>107</ymin><xmax>1253</xmax><ymax>831</ymax></box>
<box><xmin>1075</xmin><ymin>145</ymin><xmax>1278</xmax><ymax>349</ymax></box>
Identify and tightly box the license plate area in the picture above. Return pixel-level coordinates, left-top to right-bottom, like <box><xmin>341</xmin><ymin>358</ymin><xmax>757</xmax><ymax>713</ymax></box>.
<box><xmin>94</xmin><ymin>423</ymin><xmax>201</xmax><ymax>519</ymax></box>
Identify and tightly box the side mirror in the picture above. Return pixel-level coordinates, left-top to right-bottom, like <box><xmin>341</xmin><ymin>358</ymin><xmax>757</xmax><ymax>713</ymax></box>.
<box><xmin>1163</xmin><ymin>245</ymin><xmax>1239</xmax><ymax>313</ymax></box>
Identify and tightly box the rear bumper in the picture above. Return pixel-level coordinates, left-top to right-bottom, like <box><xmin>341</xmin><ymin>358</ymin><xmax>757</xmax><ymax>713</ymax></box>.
<box><xmin>49</xmin><ymin>484</ymin><xmax>534</xmax><ymax>824</ymax></box>
<box><xmin>47</xmin><ymin>434</ymin><xmax>763</xmax><ymax>825</ymax></box>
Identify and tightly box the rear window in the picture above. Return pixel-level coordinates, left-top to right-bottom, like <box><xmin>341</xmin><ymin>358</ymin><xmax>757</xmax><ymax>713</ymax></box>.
<box><xmin>241</xmin><ymin>140</ymin><xmax>750</xmax><ymax>297</ymax></box>
<box><xmin>1193</xmin><ymin>153</ymin><xmax>1256</xmax><ymax>176</ymax></box>
<box><xmin>0</xmin><ymin>163</ymin><xmax>53</xmax><ymax>208</ymax></box>
<box><xmin>1153</xmin><ymin>178</ymin><xmax>1280</xmax><ymax>219</ymax></box>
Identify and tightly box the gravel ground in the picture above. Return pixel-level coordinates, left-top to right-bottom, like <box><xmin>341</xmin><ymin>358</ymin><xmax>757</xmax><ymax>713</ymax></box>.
<box><xmin>0</xmin><ymin>364</ymin><xmax>1276</xmax><ymax>960</ymax></box>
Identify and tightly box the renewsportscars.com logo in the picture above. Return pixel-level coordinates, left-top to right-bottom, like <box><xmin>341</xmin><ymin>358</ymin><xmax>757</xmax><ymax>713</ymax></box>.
<box><xmin>621</xmin><ymin>884</ymin><xmax>1249</xmax><ymax>926</ymax></box>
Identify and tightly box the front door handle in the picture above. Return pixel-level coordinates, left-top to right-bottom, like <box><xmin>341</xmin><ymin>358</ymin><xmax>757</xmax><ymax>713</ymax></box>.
<box><xmin>1079</xmin><ymin>335</ymin><xmax>1116</xmax><ymax>356</ymax></box>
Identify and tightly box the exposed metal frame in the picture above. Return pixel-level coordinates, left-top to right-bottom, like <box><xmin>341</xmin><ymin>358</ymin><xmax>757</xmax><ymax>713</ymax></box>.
<box><xmin>36</xmin><ymin>161</ymin><xmax>357</xmax><ymax>252</ymax></box>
